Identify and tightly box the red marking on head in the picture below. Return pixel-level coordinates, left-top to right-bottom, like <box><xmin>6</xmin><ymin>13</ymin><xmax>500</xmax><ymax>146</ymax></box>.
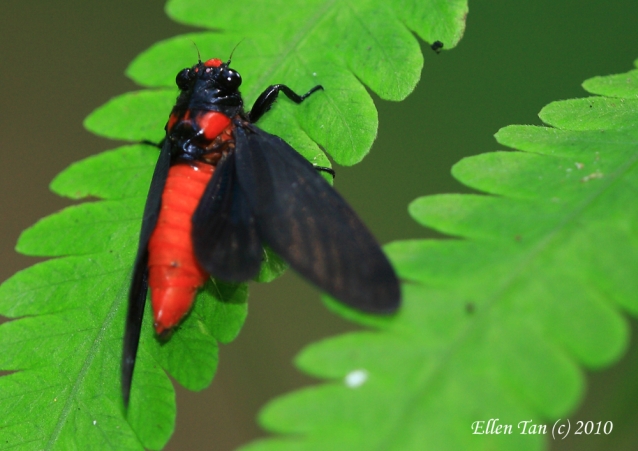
<box><xmin>204</xmin><ymin>58</ymin><xmax>223</xmax><ymax>67</ymax></box>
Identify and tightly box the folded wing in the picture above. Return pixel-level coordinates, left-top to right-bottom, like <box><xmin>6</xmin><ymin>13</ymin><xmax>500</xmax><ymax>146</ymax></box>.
<box><xmin>234</xmin><ymin>125</ymin><xmax>400</xmax><ymax>313</ymax></box>
<box><xmin>123</xmin><ymin>139</ymin><xmax>172</xmax><ymax>406</ymax></box>
<box><xmin>192</xmin><ymin>151</ymin><xmax>262</xmax><ymax>281</ymax></box>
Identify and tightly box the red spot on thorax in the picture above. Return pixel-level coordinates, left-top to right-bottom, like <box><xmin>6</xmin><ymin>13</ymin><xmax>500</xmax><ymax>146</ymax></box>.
<box><xmin>204</xmin><ymin>58</ymin><xmax>223</xmax><ymax>67</ymax></box>
<box><xmin>166</xmin><ymin>110</ymin><xmax>193</xmax><ymax>133</ymax></box>
<box><xmin>147</xmin><ymin>161</ymin><xmax>214</xmax><ymax>334</ymax></box>
<box><xmin>197</xmin><ymin>111</ymin><xmax>231</xmax><ymax>140</ymax></box>
<box><xmin>167</xmin><ymin>113</ymin><xmax>178</xmax><ymax>132</ymax></box>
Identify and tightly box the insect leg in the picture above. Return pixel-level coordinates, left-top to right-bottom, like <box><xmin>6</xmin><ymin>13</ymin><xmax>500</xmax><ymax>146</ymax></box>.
<box><xmin>140</xmin><ymin>139</ymin><xmax>165</xmax><ymax>150</ymax></box>
<box><xmin>314</xmin><ymin>165</ymin><xmax>335</xmax><ymax>179</ymax></box>
<box><xmin>248</xmin><ymin>84</ymin><xmax>323</xmax><ymax>123</ymax></box>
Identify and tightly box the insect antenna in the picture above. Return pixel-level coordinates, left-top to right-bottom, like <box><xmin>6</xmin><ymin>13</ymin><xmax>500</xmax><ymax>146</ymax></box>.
<box><xmin>189</xmin><ymin>40</ymin><xmax>202</xmax><ymax>63</ymax></box>
<box><xmin>226</xmin><ymin>39</ymin><xmax>245</xmax><ymax>65</ymax></box>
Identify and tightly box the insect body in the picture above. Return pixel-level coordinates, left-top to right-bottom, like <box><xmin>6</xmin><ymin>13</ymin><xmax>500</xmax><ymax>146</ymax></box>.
<box><xmin>122</xmin><ymin>57</ymin><xmax>400</xmax><ymax>405</ymax></box>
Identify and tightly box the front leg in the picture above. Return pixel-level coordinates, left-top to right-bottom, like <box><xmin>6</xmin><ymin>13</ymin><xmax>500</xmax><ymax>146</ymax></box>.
<box><xmin>248</xmin><ymin>84</ymin><xmax>323</xmax><ymax>123</ymax></box>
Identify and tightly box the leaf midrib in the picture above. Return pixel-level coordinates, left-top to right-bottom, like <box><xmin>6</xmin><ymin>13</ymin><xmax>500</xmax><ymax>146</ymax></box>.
<box><xmin>247</xmin><ymin>0</ymin><xmax>337</xmax><ymax>100</ymax></box>
<box><xmin>377</xmin><ymin>140</ymin><xmax>638</xmax><ymax>450</ymax></box>
<box><xmin>44</xmin><ymin>276</ymin><xmax>134</xmax><ymax>450</ymax></box>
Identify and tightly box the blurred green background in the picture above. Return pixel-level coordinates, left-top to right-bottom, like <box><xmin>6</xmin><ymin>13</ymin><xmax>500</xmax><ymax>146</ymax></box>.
<box><xmin>1</xmin><ymin>1</ymin><xmax>638</xmax><ymax>450</ymax></box>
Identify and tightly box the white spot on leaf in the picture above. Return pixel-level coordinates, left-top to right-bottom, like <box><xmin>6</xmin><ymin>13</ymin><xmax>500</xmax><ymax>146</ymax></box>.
<box><xmin>345</xmin><ymin>369</ymin><xmax>368</xmax><ymax>388</ymax></box>
<box><xmin>581</xmin><ymin>170</ymin><xmax>604</xmax><ymax>182</ymax></box>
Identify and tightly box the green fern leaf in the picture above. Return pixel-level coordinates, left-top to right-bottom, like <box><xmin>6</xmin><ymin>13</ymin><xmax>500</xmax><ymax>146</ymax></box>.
<box><xmin>238</xmin><ymin>61</ymin><xmax>638</xmax><ymax>451</ymax></box>
<box><xmin>0</xmin><ymin>0</ymin><xmax>467</xmax><ymax>449</ymax></box>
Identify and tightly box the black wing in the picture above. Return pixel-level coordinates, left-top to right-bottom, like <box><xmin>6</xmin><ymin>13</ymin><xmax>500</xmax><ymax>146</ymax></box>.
<box><xmin>123</xmin><ymin>140</ymin><xmax>171</xmax><ymax>407</ymax></box>
<box><xmin>192</xmin><ymin>151</ymin><xmax>263</xmax><ymax>282</ymax></box>
<box><xmin>234</xmin><ymin>125</ymin><xmax>400</xmax><ymax>313</ymax></box>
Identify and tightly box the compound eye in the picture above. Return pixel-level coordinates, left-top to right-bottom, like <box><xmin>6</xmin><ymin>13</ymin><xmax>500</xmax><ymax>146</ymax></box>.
<box><xmin>220</xmin><ymin>68</ymin><xmax>242</xmax><ymax>90</ymax></box>
<box><xmin>176</xmin><ymin>68</ymin><xmax>193</xmax><ymax>90</ymax></box>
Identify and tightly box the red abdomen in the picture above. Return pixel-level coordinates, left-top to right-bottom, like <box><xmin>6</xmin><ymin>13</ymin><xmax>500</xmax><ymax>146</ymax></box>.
<box><xmin>147</xmin><ymin>161</ymin><xmax>214</xmax><ymax>334</ymax></box>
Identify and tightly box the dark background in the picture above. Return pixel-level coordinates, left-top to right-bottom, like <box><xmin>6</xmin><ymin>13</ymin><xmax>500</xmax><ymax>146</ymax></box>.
<box><xmin>1</xmin><ymin>1</ymin><xmax>638</xmax><ymax>450</ymax></box>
